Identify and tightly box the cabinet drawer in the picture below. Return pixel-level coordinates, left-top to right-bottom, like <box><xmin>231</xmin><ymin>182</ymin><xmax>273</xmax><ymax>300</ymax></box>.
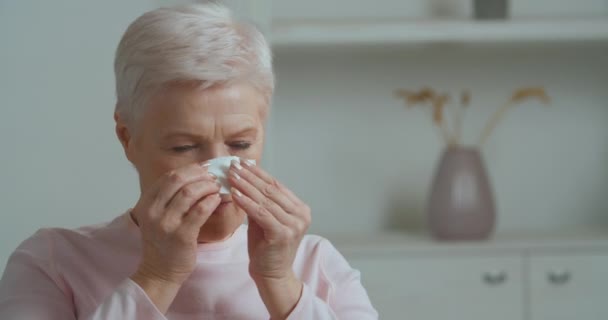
<box><xmin>529</xmin><ymin>253</ymin><xmax>608</xmax><ymax>320</ymax></box>
<box><xmin>347</xmin><ymin>255</ymin><xmax>524</xmax><ymax>320</ymax></box>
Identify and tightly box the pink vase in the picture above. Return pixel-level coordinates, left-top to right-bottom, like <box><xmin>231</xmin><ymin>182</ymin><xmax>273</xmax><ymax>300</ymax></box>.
<box><xmin>428</xmin><ymin>146</ymin><xmax>496</xmax><ymax>240</ymax></box>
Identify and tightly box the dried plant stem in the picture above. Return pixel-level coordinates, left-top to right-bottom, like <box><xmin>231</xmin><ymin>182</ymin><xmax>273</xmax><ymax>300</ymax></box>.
<box><xmin>439</xmin><ymin>120</ymin><xmax>453</xmax><ymax>145</ymax></box>
<box><xmin>426</xmin><ymin>103</ymin><xmax>452</xmax><ymax>145</ymax></box>
<box><xmin>455</xmin><ymin>90</ymin><xmax>471</xmax><ymax>146</ymax></box>
<box><xmin>453</xmin><ymin>104</ymin><xmax>464</xmax><ymax>145</ymax></box>
<box><xmin>396</xmin><ymin>87</ymin><xmax>548</xmax><ymax>148</ymax></box>
<box><xmin>479</xmin><ymin>101</ymin><xmax>514</xmax><ymax>146</ymax></box>
<box><xmin>431</xmin><ymin>94</ymin><xmax>456</xmax><ymax>146</ymax></box>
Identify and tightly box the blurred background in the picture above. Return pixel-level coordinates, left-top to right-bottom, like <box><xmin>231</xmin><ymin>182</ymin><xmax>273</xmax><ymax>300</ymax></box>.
<box><xmin>1</xmin><ymin>0</ymin><xmax>607</xmax><ymax>319</ymax></box>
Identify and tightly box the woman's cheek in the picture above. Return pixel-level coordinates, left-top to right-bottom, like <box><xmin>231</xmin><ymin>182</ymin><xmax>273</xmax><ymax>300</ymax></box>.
<box><xmin>152</xmin><ymin>154</ymin><xmax>189</xmax><ymax>178</ymax></box>
<box><xmin>250</xmin><ymin>141</ymin><xmax>264</xmax><ymax>158</ymax></box>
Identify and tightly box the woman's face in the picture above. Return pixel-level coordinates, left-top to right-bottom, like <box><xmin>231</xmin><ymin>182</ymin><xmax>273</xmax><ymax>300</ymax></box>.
<box><xmin>119</xmin><ymin>82</ymin><xmax>267</xmax><ymax>242</ymax></box>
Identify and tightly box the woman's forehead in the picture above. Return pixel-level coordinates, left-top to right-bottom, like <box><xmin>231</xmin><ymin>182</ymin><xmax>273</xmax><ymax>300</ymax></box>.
<box><xmin>143</xmin><ymin>83</ymin><xmax>266</xmax><ymax>137</ymax></box>
<box><xmin>154</xmin><ymin>82</ymin><xmax>264</xmax><ymax>113</ymax></box>
<box><xmin>158</xmin><ymin>115</ymin><xmax>259</xmax><ymax>139</ymax></box>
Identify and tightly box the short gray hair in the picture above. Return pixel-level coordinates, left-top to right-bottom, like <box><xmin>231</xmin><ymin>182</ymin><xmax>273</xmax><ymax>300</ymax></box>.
<box><xmin>114</xmin><ymin>2</ymin><xmax>274</xmax><ymax>125</ymax></box>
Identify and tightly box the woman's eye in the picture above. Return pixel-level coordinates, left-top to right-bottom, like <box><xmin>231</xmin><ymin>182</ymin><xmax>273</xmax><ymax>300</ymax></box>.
<box><xmin>171</xmin><ymin>145</ymin><xmax>198</xmax><ymax>153</ymax></box>
<box><xmin>229</xmin><ymin>141</ymin><xmax>252</xmax><ymax>150</ymax></box>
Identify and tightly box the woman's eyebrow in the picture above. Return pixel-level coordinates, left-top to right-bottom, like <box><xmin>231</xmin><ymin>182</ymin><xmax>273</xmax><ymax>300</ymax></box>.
<box><xmin>227</xmin><ymin>127</ymin><xmax>258</xmax><ymax>137</ymax></box>
<box><xmin>160</xmin><ymin>127</ymin><xmax>258</xmax><ymax>140</ymax></box>
<box><xmin>161</xmin><ymin>131</ymin><xmax>204</xmax><ymax>140</ymax></box>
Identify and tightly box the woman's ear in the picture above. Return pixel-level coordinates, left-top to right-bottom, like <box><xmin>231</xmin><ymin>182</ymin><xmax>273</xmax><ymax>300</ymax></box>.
<box><xmin>114</xmin><ymin>111</ymin><xmax>135</xmax><ymax>163</ymax></box>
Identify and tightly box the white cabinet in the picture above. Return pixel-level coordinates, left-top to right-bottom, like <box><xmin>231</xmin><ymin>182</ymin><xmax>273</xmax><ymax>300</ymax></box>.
<box><xmin>332</xmin><ymin>232</ymin><xmax>608</xmax><ymax>320</ymax></box>
<box><xmin>528</xmin><ymin>253</ymin><xmax>608</xmax><ymax>320</ymax></box>
<box><xmin>349</xmin><ymin>255</ymin><xmax>524</xmax><ymax>320</ymax></box>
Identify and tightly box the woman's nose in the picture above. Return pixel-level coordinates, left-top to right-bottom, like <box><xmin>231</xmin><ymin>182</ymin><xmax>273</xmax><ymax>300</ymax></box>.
<box><xmin>205</xmin><ymin>144</ymin><xmax>230</xmax><ymax>160</ymax></box>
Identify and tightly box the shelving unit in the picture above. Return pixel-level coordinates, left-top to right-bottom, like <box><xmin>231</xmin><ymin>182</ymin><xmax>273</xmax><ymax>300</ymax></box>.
<box><xmin>271</xmin><ymin>18</ymin><xmax>608</xmax><ymax>48</ymax></box>
<box><xmin>327</xmin><ymin>228</ymin><xmax>608</xmax><ymax>256</ymax></box>
<box><xmin>267</xmin><ymin>8</ymin><xmax>608</xmax><ymax>318</ymax></box>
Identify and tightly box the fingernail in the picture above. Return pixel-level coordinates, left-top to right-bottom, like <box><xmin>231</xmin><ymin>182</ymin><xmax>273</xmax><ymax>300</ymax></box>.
<box><xmin>231</xmin><ymin>159</ymin><xmax>243</xmax><ymax>170</ymax></box>
<box><xmin>232</xmin><ymin>188</ymin><xmax>242</xmax><ymax>197</ymax></box>
<box><xmin>231</xmin><ymin>171</ymin><xmax>241</xmax><ymax>180</ymax></box>
<box><xmin>209</xmin><ymin>173</ymin><xmax>217</xmax><ymax>180</ymax></box>
<box><xmin>201</xmin><ymin>161</ymin><xmax>211</xmax><ymax>168</ymax></box>
<box><xmin>243</xmin><ymin>159</ymin><xmax>256</xmax><ymax>167</ymax></box>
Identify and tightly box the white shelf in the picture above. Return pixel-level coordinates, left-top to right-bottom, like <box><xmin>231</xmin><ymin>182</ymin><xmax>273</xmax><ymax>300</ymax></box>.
<box><xmin>271</xmin><ymin>18</ymin><xmax>608</xmax><ymax>49</ymax></box>
<box><xmin>325</xmin><ymin>227</ymin><xmax>608</xmax><ymax>256</ymax></box>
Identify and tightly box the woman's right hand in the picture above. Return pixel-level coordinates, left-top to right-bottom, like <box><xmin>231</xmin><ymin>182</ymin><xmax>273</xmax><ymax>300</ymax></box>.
<box><xmin>129</xmin><ymin>162</ymin><xmax>221</xmax><ymax>312</ymax></box>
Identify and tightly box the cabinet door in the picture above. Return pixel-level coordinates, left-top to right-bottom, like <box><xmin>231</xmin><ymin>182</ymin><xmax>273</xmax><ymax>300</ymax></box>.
<box><xmin>529</xmin><ymin>253</ymin><xmax>608</xmax><ymax>320</ymax></box>
<box><xmin>347</xmin><ymin>255</ymin><xmax>524</xmax><ymax>320</ymax></box>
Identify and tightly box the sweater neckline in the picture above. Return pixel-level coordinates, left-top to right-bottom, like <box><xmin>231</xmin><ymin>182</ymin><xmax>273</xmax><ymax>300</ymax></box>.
<box><xmin>123</xmin><ymin>210</ymin><xmax>246</xmax><ymax>253</ymax></box>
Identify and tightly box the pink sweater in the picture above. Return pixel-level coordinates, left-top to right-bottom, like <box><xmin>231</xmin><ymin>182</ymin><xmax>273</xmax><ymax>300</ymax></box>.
<box><xmin>0</xmin><ymin>212</ymin><xmax>378</xmax><ymax>319</ymax></box>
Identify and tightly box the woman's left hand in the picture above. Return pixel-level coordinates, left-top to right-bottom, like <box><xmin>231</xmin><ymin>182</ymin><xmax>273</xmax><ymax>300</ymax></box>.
<box><xmin>228</xmin><ymin>159</ymin><xmax>311</xmax><ymax>317</ymax></box>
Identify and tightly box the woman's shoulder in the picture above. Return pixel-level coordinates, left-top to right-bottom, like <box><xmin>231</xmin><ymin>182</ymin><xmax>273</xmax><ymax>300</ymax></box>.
<box><xmin>299</xmin><ymin>233</ymin><xmax>344</xmax><ymax>254</ymax></box>
<box><xmin>4</xmin><ymin>224</ymin><xmax>105</xmax><ymax>280</ymax></box>
<box><xmin>295</xmin><ymin>234</ymin><xmax>358</xmax><ymax>291</ymax></box>
<box><xmin>296</xmin><ymin>234</ymin><xmax>333</xmax><ymax>261</ymax></box>
<box><xmin>14</xmin><ymin>212</ymin><xmax>132</xmax><ymax>258</ymax></box>
<box><xmin>296</xmin><ymin>234</ymin><xmax>350</xmax><ymax>271</ymax></box>
<box><xmin>51</xmin><ymin>212</ymin><xmax>126</xmax><ymax>237</ymax></box>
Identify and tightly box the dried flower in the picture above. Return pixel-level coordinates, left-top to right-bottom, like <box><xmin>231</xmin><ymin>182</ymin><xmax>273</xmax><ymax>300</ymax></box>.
<box><xmin>395</xmin><ymin>86</ymin><xmax>550</xmax><ymax>148</ymax></box>
<box><xmin>418</xmin><ymin>87</ymin><xmax>435</xmax><ymax>101</ymax></box>
<box><xmin>394</xmin><ymin>89</ymin><xmax>416</xmax><ymax>106</ymax></box>
<box><xmin>479</xmin><ymin>86</ymin><xmax>551</xmax><ymax>146</ymax></box>
<box><xmin>394</xmin><ymin>87</ymin><xmax>437</xmax><ymax>107</ymax></box>
<box><xmin>395</xmin><ymin>87</ymin><xmax>454</xmax><ymax>144</ymax></box>
<box><xmin>510</xmin><ymin>87</ymin><xmax>550</xmax><ymax>104</ymax></box>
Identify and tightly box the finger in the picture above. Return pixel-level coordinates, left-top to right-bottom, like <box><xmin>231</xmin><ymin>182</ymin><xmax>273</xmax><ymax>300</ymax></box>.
<box><xmin>238</xmin><ymin>161</ymin><xmax>310</xmax><ymax>228</ymax></box>
<box><xmin>231</xmin><ymin>188</ymin><xmax>284</xmax><ymax>236</ymax></box>
<box><xmin>164</xmin><ymin>179</ymin><xmax>221</xmax><ymax>224</ymax></box>
<box><xmin>151</xmin><ymin>162</ymin><xmax>216</xmax><ymax>209</ymax></box>
<box><xmin>241</xmin><ymin>160</ymin><xmax>304</xmax><ymax>206</ymax></box>
<box><xmin>272</xmin><ymin>180</ymin><xmax>310</xmax><ymax>223</ymax></box>
<box><xmin>179</xmin><ymin>193</ymin><xmax>221</xmax><ymax>235</ymax></box>
<box><xmin>240</xmin><ymin>159</ymin><xmax>273</xmax><ymax>184</ymax></box>
<box><xmin>228</xmin><ymin>168</ymin><xmax>297</xmax><ymax>227</ymax></box>
<box><xmin>230</xmin><ymin>160</ymin><xmax>295</xmax><ymax>212</ymax></box>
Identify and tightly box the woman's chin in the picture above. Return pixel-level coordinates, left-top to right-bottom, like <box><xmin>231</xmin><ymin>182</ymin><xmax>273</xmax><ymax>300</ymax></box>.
<box><xmin>196</xmin><ymin>202</ymin><xmax>245</xmax><ymax>242</ymax></box>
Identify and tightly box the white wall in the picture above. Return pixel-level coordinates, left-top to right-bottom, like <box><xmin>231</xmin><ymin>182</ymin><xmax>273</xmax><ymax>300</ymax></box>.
<box><xmin>0</xmin><ymin>0</ymin><xmax>163</xmax><ymax>274</ymax></box>
<box><xmin>2</xmin><ymin>0</ymin><xmax>608</xmax><ymax>277</ymax></box>
<box><xmin>271</xmin><ymin>44</ymin><xmax>608</xmax><ymax>235</ymax></box>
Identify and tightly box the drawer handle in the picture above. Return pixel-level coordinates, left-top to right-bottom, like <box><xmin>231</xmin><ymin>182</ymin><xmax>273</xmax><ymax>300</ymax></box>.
<box><xmin>547</xmin><ymin>270</ymin><xmax>571</xmax><ymax>285</ymax></box>
<box><xmin>483</xmin><ymin>270</ymin><xmax>507</xmax><ymax>285</ymax></box>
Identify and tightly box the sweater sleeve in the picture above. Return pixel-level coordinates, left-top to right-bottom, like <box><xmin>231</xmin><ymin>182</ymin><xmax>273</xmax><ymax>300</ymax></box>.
<box><xmin>0</xmin><ymin>229</ymin><xmax>166</xmax><ymax>320</ymax></box>
<box><xmin>286</xmin><ymin>238</ymin><xmax>378</xmax><ymax>320</ymax></box>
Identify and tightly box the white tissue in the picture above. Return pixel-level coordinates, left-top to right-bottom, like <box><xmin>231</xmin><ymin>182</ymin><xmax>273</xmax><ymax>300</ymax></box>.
<box><xmin>207</xmin><ymin>156</ymin><xmax>256</xmax><ymax>194</ymax></box>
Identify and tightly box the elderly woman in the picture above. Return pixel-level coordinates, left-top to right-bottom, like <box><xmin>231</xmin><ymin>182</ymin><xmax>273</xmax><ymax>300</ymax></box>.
<box><xmin>0</xmin><ymin>3</ymin><xmax>377</xmax><ymax>320</ymax></box>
